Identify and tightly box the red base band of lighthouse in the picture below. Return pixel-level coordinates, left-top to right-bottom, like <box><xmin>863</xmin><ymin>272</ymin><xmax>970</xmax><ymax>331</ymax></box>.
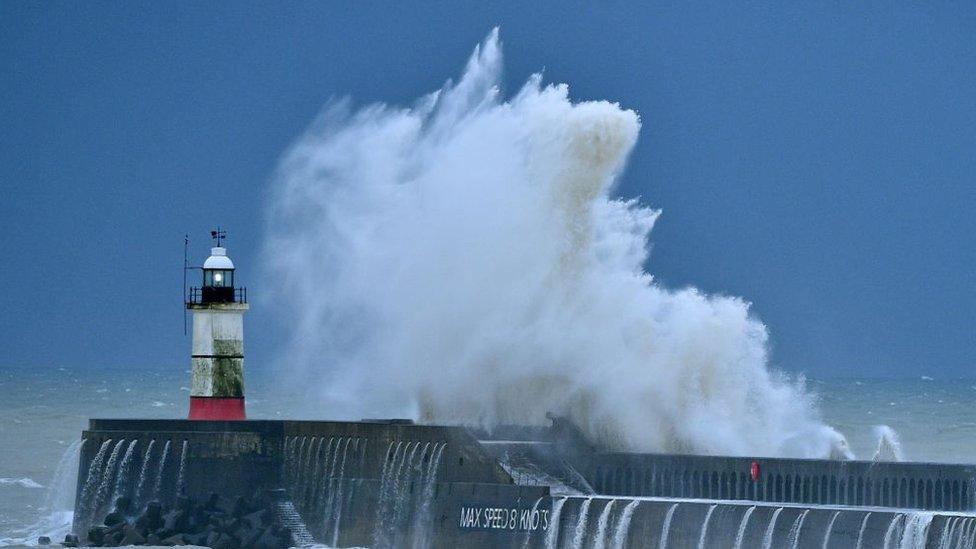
<box><xmin>188</xmin><ymin>397</ymin><xmax>246</xmax><ymax>420</ymax></box>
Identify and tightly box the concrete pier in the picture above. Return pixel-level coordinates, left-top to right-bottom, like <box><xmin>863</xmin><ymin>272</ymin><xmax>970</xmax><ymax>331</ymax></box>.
<box><xmin>73</xmin><ymin>418</ymin><xmax>976</xmax><ymax>547</ymax></box>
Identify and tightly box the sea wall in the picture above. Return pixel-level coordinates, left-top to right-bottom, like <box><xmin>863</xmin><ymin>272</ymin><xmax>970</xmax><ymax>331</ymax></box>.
<box><xmin>72</xmin><ymin>419</ymin><xmax>514</xmax><ymax>537</ymax></box>
<box><xmin>345</xmin><ymin>489</ymin><xmax>974</xmax><ymax>548</ymax></box>
<box><xmin>73</xmin><ymin>419</ymin><xmax>976</xmax><ymax>548</ymax></box>
<box><xmin>74</xmin><ymin>420</ymin><xmax>281</xmax><ymax>533</ymax></box>
<box><xmin>583</xmin><ymin>453</ymin><xmax>976</xmax><ymax>511</ymax></box>
<box><xmin>525</xmin><ymin>497</ymin><xmax>971</xmax><ymax>549</ymax></box>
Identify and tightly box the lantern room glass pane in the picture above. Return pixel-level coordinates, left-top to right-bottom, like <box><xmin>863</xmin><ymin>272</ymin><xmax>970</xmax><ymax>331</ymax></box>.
<box><xmin>204</xmin><ymin>269</ymin><xmax>234</xmax><ymax>288</ymax></box>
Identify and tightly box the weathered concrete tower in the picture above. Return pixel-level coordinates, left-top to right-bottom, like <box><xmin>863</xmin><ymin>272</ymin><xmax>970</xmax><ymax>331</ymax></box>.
<box><xmin>186</xmin><ymin>229</ymin><xmax>248</xmax><ymax>420</ymax></box>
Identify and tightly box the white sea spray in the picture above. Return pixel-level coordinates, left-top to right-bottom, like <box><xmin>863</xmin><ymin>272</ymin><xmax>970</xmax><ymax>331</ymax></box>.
<box><xmin>264</xmin><ymin>29</ymin><xmax>850</xmax><ymax>458</ymax></box>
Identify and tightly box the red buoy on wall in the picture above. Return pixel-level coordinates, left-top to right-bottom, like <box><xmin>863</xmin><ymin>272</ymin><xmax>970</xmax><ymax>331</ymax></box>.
<box><xmin>750</xmin><ymin>460</ymin><xmax>761</xmax><ymax>481</ymax></box>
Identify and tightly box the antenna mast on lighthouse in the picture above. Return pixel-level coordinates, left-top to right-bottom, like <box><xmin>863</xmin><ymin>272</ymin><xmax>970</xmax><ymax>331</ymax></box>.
<box><xmin>183</xmin><ymin>234</ymin><xmax>189</xmax><ymax>336</ymax></box>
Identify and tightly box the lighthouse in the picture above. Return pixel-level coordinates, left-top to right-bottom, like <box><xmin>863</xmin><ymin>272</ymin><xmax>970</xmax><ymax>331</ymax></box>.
<box><xmin>186</xmin><ymin>229</ymin><xmax>248</xmax><ymax>420</ymax></box>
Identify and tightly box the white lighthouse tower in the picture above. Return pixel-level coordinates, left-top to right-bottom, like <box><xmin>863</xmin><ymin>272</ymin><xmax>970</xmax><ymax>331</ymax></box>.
<box><xmin>186</xmin><ymin>229</ymin><xmax>248</xmax><ymax>420</ymax></box>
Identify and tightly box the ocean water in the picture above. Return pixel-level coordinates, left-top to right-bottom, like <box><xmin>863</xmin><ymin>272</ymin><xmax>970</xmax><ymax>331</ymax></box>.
<box><xmin>0</xmin><ymin>365</ymin><xmax>974</xmax><ymax>545</ymax></box>
<box><xmin>815</xmin><ymin>377</ymin><xmax>976</xmax><ymax>464</ymax></box>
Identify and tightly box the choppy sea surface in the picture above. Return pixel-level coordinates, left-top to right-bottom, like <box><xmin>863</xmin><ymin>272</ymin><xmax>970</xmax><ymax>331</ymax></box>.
<box><xmin>1</xmin><ymin>365</ymin><xmax>974</xmax><ymax>545</ymax></box>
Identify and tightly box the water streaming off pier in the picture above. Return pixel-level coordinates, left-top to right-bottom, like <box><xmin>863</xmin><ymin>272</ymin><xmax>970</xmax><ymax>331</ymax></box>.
<box><xmin>72</xmin><ymin>437</ymin><xmax>186</xmax><ymax>535</ymax></box>
<box><xmin>529</xmin><ymin>495</ymin><xmax>971</xmax><ymax>549</ymax></box>
<box><xmin>282</xmin><ymin>435</ymin><xmax>446</xmax><ymax>548</ymax></box>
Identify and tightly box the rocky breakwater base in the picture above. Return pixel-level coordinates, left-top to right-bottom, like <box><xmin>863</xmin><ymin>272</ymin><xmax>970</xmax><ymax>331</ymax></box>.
<box><xmin>71</xmin><ymin>418</ymin><xmax>976</xmax><ymax>548</ymax></box>
<box><xmin>65</xmin><ymin>491</ymin><xmax>295</xmax><ymax>548</ymax></box>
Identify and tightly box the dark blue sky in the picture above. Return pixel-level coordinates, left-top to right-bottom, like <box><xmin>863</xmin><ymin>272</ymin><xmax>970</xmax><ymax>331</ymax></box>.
<box><xmin>1</xmin><ymin>2</ymin><xmax>973</xmax><ymax>378</ymax></box>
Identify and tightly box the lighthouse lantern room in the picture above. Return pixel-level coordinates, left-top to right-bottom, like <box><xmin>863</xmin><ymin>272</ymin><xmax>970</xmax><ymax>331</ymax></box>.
<box><xmin>186</xmin><ymin>228</ymin><xmax>248</xmax><ymax>420</ymax></box>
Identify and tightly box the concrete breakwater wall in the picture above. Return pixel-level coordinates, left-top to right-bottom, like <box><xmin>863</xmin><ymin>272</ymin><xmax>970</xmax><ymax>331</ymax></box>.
<box><xmin>585</xmin><ymin>453</ymin><xmax>976</xmax><ymax>512</ymax></box>
<box><xmin>72</xmin><ymin>419</ymin><xmax>515</xmax><ymax>541</ymax></box>
<box><xmin>526</xmin><ymin>497</ymin><xmax>975</xmax><ymax>549</ymax></box>
<box><xmin>73</xmin><ymin>419</ymin><xmax>976</xmax><ymax>547</ymax></box>
<box><xmin>245</xmin><ymin>481</ymin><xmax>976</xmax><ymax>548</ymax></box>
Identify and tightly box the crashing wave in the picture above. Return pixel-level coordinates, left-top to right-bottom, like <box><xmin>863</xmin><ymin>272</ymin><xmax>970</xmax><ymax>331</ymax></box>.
<box><xmin>264</xmin><ymin>29</ymin><xmax>851</xmax><ymax>459</ymax></box>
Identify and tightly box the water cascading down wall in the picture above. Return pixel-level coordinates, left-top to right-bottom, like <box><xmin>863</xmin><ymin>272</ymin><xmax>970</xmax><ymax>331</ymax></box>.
<box><xmin>73</xmin><ymin>418</ymin><xmax>976</xmax><ymax>548</ymax></box>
